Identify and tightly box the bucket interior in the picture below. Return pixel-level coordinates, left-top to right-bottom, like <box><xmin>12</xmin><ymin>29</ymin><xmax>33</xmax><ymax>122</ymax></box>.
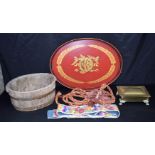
<box><xmin>9</xmin><ymin>74</ymin><xmax>55</xmax><ymax>92</ymax></box>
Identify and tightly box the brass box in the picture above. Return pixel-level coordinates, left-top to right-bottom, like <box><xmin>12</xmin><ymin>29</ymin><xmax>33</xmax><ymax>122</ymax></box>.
<box><xmin>117</xmin><ymin>86</ymin><xmax>151</xmax><ymax>105</ymax></box>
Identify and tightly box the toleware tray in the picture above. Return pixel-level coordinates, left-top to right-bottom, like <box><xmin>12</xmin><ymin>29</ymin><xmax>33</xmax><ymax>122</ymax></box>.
<box><xmin>50</xmin><ymin>38</ymin><xmax>122</xmax><ymax>90</ymax></box>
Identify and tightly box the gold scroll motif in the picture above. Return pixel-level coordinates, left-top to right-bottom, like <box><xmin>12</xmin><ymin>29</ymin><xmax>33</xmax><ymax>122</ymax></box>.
<box><xmin>57</xmin><ymin>45</ymin><xmax>85</xmax><ymax>65</ymax></box>
<box><xmin>72</xmin><ymin>54</ymin><xmax>99</xmax><ymax>74</ymax></box>
<box><xmin>57</xmin><ymin>65</ymin><xmax>84</xmax><ymax>84</ymax></box>
<box><xmin>57</xmin><ymin>45</ymin><xmax>85</xmax><ymax>84</ymax></box>
<box><xmin>88</xmin><ymin>45</ymin><xmax>116</xmax><ymax>65</ymax></box>
<box><xmin>87</xmin><ymin>45</ymin><xmax>116</xmax><ymax>84</ymax></box>
<box><xmin>56</xmin><ymin>44</ymin><xmax>116</xmax><ymax>84</ymax></box>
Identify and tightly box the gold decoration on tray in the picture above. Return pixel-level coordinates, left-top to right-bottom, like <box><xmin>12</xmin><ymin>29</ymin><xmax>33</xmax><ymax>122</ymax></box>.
<box><xmin>116</xmin><ymin>86</ymin><xmax>151</xmax><ymax>106</ymax></box>
<box><xmin>72</xmin><ymin>54</ymin><xmax>99</xmax><ymax>74</ymax></box>
<box><xmin>57</xmin><ymin>65</ymin><xmax>84</xmax><ymax>84</ymax></box>
<box><xmin>88</xmin><ymin>44</ymin><xmax>116</xmax><ymax>64</ymax></box>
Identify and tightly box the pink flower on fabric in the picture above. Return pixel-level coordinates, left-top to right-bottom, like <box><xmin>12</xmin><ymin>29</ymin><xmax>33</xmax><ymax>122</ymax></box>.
<box><xmin>79</xmin><ymin>108</ymin><xmax>84</xmax><ymax>113</ymax></box>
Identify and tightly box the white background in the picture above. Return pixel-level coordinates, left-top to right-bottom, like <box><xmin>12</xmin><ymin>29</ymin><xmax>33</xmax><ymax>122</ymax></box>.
<box><xmin>0</xmin><ymin>0</ymin><xmax>154</xmax><ymax>33</ymax></box>
<box><xmin>0</xmin><ymin>0</ymin><xmax>155</xmax><ymax>155</ymax></box>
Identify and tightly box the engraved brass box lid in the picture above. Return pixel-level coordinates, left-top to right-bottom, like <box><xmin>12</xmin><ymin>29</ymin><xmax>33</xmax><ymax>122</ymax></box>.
<box><xmin>117</xmin><ymin>86</ymin><xmax>151</xmax><ymax>98</ymax></box>
<box><xmin>50</xmin><ymin>38</ymin><xmax>122</xmax><ymax>90</ymax></box>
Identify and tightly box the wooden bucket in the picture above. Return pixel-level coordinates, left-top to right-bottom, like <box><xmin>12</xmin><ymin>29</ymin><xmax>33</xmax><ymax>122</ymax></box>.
<box><xmin>6</xmin><ymin>73</ymin><xmax>56</xmax><ymax>111</ymax></box>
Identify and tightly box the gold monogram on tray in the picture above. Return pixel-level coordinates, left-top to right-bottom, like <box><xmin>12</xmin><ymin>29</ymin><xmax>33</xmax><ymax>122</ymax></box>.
<box><xmin>71</xmin><ymin>54</ymin><xmax>99</xmax><ymax>74</ymax></box>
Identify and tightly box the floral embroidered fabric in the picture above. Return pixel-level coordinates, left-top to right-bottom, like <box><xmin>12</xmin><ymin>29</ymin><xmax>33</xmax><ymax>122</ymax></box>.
<box><xmin>47</xmin><ymin>103</ymin><xmax>120</xmax><ymax>119</ymax></box>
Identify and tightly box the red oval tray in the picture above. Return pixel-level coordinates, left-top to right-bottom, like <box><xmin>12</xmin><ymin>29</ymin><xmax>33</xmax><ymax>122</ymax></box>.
<box><xmin>50</xmin><ymin>38</ymin><xmax>122</xmax><ymax>90</ymax></box>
